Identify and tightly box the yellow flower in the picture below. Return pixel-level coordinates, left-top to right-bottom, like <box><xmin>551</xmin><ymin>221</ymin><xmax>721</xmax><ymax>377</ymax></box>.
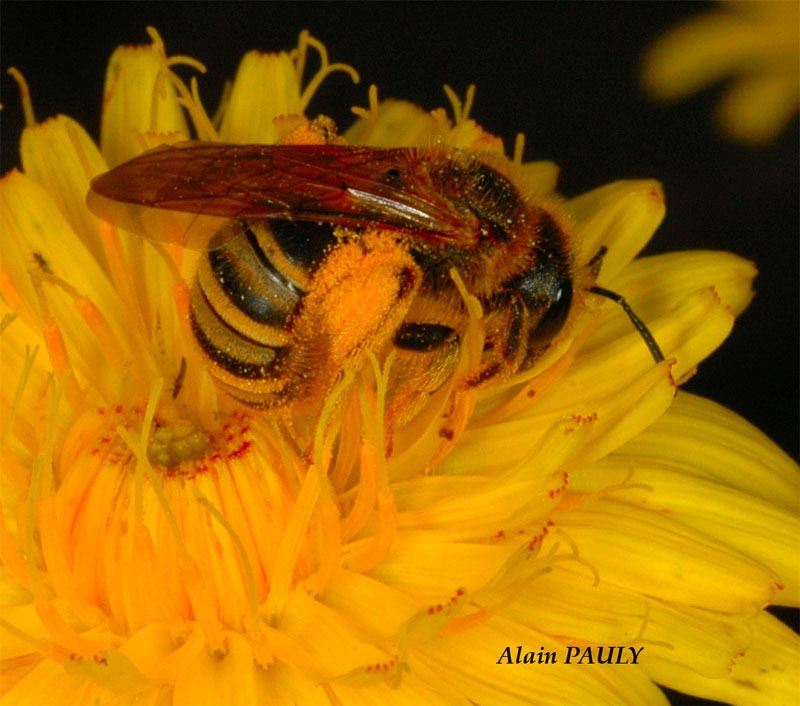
<box><xmin>2</xmin><ymin>27</ymin><xmax>798</xmax><ymax>706</ymax></box>
<box><xmin>642</xmin><ymin>1</ymin><xmax>800</xmax><ymax>145</ymax></box>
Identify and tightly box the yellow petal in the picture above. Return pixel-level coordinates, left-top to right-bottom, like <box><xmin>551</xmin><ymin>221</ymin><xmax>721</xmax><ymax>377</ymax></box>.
<box><xmin>276</xmin><ymin>589</ymin><xmax>391</xmax><ymax>679</ymax></box>
<box><xmin>717</xmin><ymin>71</ymin><xmax>800</xmax><ymax>145</ymax></box>
<box><xmin>575</xmin><ymin>455</ymin><xmax>800</xmax><ymax>607</ymax></box>
<box><xmin>556</xmin><ymin>499</ymin><xmax>781</xmax><ymax>613</ymax></box>
<box><xmin>20</xmin><ymin>116</ymin><xmax>108</xmax><ymax>267</ymax></box>
<box><xmin>119</xmin><ymin>622</ymin><xmax>205</xmax><ymax>683</ymax></box>
<box><xmin>608</xmin><ymin>250</ymin><xmax>756</xmax><ymax>318</ymax></box>
<box><xmin>622</xmin><ymin>393</ymin><xmax>798</xmax><ymax>512</ymax></box>
<box><xmin>534</xmin><ymin>361</ymin><xmax>676</xmax><ymax>466</ymax></box>
<box><xmin>367</xmin><ymin>536</ymin><xmax>520</xmax><ymax>603</ymax></box>
<box><xmin>0</xmin><ymin>658</ymin><xmax>92</xmax><ymax>705</ymax></box>
<box><xmin>173</xmin><ymin>631</ymin><xmax>256</xmax><ymax>706</ymax></box>
<box><xmin>505</xmin><ymin>566</ymin><xmax>753</xmax><ymax>679</ymax></box>
<box><xmin>0</xmin><ymin>172</ymin><xmax>129</xmax><ymax>395</ymax></box>
<box><xmin>518</xmin><ymin>160</ymin><xmax>560</xmax><ymax>196</ymax></box>
<box><xmin>569</xmin><ymin>180</ymin><xmax>665</xmax><ymax>276</ymax></box>
<box><xmin>218</xmin><ymin>51</ymin><xmax>301</xmax><ymax>144</ymax></box>
<box><xmin>100</xmin><ymin>44</ymin><xmax>188</xmax><ymax>167</ymax></box>
<box><xmin>415</xmin><ymin>615</ymin><xmax>669</xmax><ymax>705</ymax></box>
<box><xmin>322</xmin><ymin>570</ymin><xmax>420</xmax><ymax>640</ymax></box>
<box><xmin>62</xmin><ymin>647</ymin><xmax>149</xmax><ymax>695</ymax></box>
<box><xmin>644</xmin><ymin>611</ymin><xmax>800</xmax><ymax>706</ymax></box>
<box><xmin>582</xmin><ymin>250</ymin><xmax>754</xmax><ymax>381</ymax></box>
<box><xmin>345</xmin><ymin>99</ymin><xmax>439</xmax><ymax>147</ymax></box>
<box><xmin>587</xmin><ymin>285</ymin><xmax>735</xmax><ymax>383</ymax></box>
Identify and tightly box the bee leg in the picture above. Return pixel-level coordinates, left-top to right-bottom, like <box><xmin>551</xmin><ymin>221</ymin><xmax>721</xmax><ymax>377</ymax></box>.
<box><xmin>386</xmin><ymin>323</ymin><xmax>461</xmax><ymax>425</ymax></box>
<box><xmin>467</xmin><ymin>294</ymin><xmax>526</xmax><ymax>386</ymax></box>
<box><xmin>290</xmin><ymin>235</ymin><xmax>422</xmax><ymax>405</ymax></box>
<box><xmin>586</xmin><ymin>245</ymin><xmax>608</xmax><ymax>277</ymax></box>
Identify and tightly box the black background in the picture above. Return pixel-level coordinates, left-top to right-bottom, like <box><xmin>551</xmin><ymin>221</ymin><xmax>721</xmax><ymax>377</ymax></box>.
<box><xmin>2</xmin><ymin>4</ymin><xmax>797</xmax><ymax>704</ymax></box>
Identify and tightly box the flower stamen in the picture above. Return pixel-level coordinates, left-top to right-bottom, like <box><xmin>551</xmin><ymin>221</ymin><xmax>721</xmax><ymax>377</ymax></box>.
<box><xmin>7</xmin><ymin>67</ymin><xmax>36</xmax><ymax>126</ymax></box>
<box><xmin>144</xmin><ymin>26</ymin><xmax>216</xmax><ymax>141</ymax></box>
<box><xmin>341</xmin><ymin>441</ymin><xmax>379</xmax><ymax>541</ymax></box>
<box><xmin>97</xmin><ymin>222</ymin><xmax>150</xmax><ymax>349</ymax></box>
<box><xmin>1</xmin><ymin>340</ymin><xmax>38</xmax><ymax>448</ymax></box>
<box><xmin>263</xmin><ymin>463</ymin><xmax>322</xmax><ymax>622</ymax></box>
<box><xmin>299</xmin><ymin>500</ymin><xmax>342</xmax><ymax>596</ymax></box>
<box><xmin>551</xmin><ymin>527</ymin><xmax>601</xmax><ymax>587</ymax></box>
<box><xmin>0</xmin><ymin>270</ymin><xmax>34</xmax><ymax>326</ymax></box>
<box><xmin>443</xmin><ymin>84</ymin><xmax>477</xmax><ymax>124</ymax></box>
<box><xmin>210</xmin><ymin>80</ymin><xmax>232</xmax><ymax>130</ymax></box>
<box><xmin>351</xmin><ymin>84</ymin><xmax>380</xmax><ymax>122</ymax></box>
<box><xmin>367</xmin><ymin>350</ymin><xmax>393</xmax><ymax>481</ymax></box>
<box><xmin>513</xmin><ymin>132</ymin><xmax>526</xmax><ymax>165</ymax></box>
<box><xmin>41</xmin><ymin>321</ymin><xmax>81</xmax><ymax>406</ymax></box>
<box><xmin>37</xmin><ymin>268</ymin><xmax>127</xmax><ymax>372</ymax></box>
<box><xmin>344</xmin><ymin>490</ymin><xmax>397</xmax><ymax>572</ymax></box>
<box><xmin>194</xmin><ymin>493</ymin><xmax>260</xmax><ymax>628</ymax></box>
<box><xmin>295</xmin><ymin>30</ymin><xmax>360</xmax><ymax>114</ymax></box>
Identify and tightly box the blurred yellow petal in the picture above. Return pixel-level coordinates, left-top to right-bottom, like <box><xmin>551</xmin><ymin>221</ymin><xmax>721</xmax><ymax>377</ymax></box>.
<box><xmin>717</xmin><ymin>70</ymin><xmax>800</xmax><ymax>145</ymax></box>
<box><xmin>643</xmin><ymin>1</ymin><xmax>800</xmax><ymax>144</ymax></box>
<box><xmin>643</xmin><ymin>12</ymin><xmax>767</xmax><ymax>100</ymax></box>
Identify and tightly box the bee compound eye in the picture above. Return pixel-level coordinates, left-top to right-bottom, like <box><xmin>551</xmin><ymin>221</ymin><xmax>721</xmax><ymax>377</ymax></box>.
<box><xmin>529</xmin><ymin>279</ymin><xmax>573</xmax><ymax>348</ymax></box>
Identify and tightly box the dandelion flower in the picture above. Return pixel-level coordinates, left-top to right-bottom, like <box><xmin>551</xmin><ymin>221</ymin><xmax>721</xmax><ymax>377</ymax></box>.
<box><xmin>2</xmin><ymin>28</ymin><xmax>798</xmax><ymax>706</ymax></box>
<box><xmin>642</xmin><ymin>1</ymin><xmax>800</xmax><ymax>145</ymax></box>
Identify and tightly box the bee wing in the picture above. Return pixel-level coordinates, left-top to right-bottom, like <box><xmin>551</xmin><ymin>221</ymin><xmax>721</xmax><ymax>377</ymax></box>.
<box><xmin>88</xmin><ymin>143</ymin><xmax>478</xmax><ymax>248</ymax></box>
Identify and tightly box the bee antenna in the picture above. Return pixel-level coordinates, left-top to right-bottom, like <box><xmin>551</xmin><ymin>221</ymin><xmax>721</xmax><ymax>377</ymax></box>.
<box><xmin>588</xmin><ymin>286</ymin><xmax>665</xmax><ymax>363</ymax></box>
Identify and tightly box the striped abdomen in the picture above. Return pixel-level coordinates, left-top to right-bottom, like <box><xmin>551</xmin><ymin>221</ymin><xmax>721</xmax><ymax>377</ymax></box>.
<box><xmin>189</xmin><ymin>220</ymin><xmax>334</xmax><ymax>406</ymax></box>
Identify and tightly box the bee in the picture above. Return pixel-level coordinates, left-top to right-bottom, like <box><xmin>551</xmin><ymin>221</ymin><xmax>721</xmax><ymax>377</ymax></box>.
<box><xmin>88</xmin><ymin>140</ymin><xmax>662</xmax><ymax>417</ymax></box>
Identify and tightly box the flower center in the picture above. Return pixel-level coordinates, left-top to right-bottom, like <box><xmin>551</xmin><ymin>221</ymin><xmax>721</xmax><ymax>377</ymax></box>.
<box><xmin>147</xmin><ymin>417</ymin><xmax>211</xmax><ymax>467</ymax></box>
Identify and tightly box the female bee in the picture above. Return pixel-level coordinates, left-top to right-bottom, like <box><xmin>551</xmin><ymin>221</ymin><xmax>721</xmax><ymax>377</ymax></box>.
<box><xmin>88</xmin><ymin>140</ymin><xmax>661</xmax><ymax>415</ymax></box>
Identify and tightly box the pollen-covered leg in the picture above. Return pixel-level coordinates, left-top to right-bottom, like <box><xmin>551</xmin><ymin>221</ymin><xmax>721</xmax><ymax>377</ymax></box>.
<box><xmin>288</xmin><ymin>230</ymin><xmax>422</xmax><ymax>407</ymax></box>
<box><xmin>386</xmin><ymin>322</ymin><xmax>461</xmax><ymax>425</ymax></box>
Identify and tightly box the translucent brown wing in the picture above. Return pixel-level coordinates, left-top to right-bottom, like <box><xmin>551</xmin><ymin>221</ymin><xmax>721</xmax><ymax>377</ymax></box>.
<box><xmin>87</xmin><ymin>143</ymin><xmax>479</xmax><ymax>247</ymax></box>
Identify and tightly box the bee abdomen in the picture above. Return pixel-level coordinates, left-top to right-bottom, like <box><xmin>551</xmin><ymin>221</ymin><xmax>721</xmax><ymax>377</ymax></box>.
<box><xmin>190</xmin><ymin>220</ymin><xmax>322</xmax><ymax>395</ymax></box>
<box><xmin>190</xmin><ymin>285</ymin><xmax>287</xmax><ymax>381</ymax></box>
<box><xmin>205</xmin><ymin>222</ymin><xmax>307</xmax><ymax>328</ymax></box>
